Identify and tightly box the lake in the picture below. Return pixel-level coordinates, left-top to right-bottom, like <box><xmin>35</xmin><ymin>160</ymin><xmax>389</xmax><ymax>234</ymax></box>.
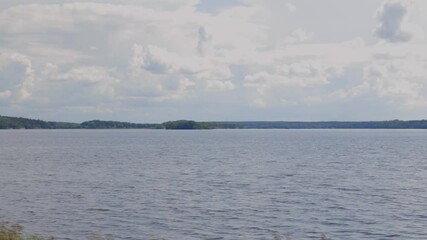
<box><xmin>0</xmin><ymin>129</ymin><xmax>426</xmax><ymax>239</ymax></box>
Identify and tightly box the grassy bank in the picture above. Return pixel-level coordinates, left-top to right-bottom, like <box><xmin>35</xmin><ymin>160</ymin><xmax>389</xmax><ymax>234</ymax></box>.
<box><xmin>1</xmin><ymin>224</ymin><xmax>328</xmax><ymax>240</ymax></box>
<box><xmin>0</xmin><ymin>224</ymin><xmax>53</xmax><ymax>240</ymax></box>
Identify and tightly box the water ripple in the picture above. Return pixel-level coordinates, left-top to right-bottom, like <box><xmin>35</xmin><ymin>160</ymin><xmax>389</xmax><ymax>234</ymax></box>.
<box><xmin>0</xmin><ymin>129</ymin><xmax>426</xmax><ymax>239</ymax></box>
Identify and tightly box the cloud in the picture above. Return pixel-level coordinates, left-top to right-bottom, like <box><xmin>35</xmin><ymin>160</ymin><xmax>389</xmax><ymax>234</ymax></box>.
<box><xmin>244</xmin><ymin>62</ymin><xmax>334</xmax><ymax>90</ymax></box>
<box><xmin>132</xmin><ymin>45</ymin><xmax>176</xmax><ymax>74</ymax></box>
<box><xmin>131</xmin><ymin>44</ymin><xmax>234</xmax><ymax>92</ymax></box>
<box><xmin>362</xmin><ymin>56</ymin><xmax>427</xmax><ymax>107</ymax></box>
<box><xmin>0</xmin><ymin>51</ymin><xmax>35</xmax><ymax>101</ymax></box>
<box><xmin>244</xmin><ymin>61</ymin><xmax>342</xmax><ymax>107</ymax></box>
<box><xmin>206</xmin><ymin>79</ymin><xmax>235</xmax><ymax>90</ymax></box>
<box><xmin>132</xmin><ymin>44</ymin><xmax>214</xmax><ymax>76</ymax></box>
<box><xmin>1</xmin><ymin>1</ymin><xmax>427</xmax><ymax>121</ymax></box>
<box><xmin>321</xmin><ymin>43</ymin><xmax>427</xmax><ymax>109</ymax></box>
<box><xmin>0</xmin><ymin>90</ymin><xmax>12</xmax><ymax>99</ymax></box>
<box><xmin>63</xmin><ymin>105</ymin><xmax>113</xmax><ymax>114</ymax></box>
<box><xmin>286</xmin><ymin>2</ymin><xmax>296</xmax><ymax>13</ymax></box>
<box><xmin>374</xmin><ymin>0</ymin><xmax>412</xmax><ymax>42</ymax></box>
<box><xmin>43</xmin><ymin>65</ymin><xmax>120</xmax><ymax>98</ymax></box>
<box><xmin>197</xmin><ymin>26</ymin><xmax>212</xmax><ymax>55</ymax></box>
<box><xmin>283</xmin><ymin>29</ymin><xmax>314</xmax><ymax>44</ymax></box>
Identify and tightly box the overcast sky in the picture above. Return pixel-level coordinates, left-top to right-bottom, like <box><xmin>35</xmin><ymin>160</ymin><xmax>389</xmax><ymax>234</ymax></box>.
<box><xmin>1</xmin><ymin>0</ymin><xmax>427</xmax><ymax>122</ymax></box>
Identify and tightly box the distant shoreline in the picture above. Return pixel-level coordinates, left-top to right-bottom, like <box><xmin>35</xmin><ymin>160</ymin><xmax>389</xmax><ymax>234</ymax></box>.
<box><xmin>2</xmin><ymin>115</ymin><xmax>427</xmax><ymax>130</ymax></box>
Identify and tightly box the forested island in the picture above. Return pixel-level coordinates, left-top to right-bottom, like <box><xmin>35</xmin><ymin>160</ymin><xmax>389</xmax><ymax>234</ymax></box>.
<box><xmin>0</xmin><ymin>116</ymin><xmax>161</xmax><ymax>129</ymax></box>
<box><xmin>2</xmin><ymin>115</ymin><xmax>427</xmax><ymax>130</ymax></box>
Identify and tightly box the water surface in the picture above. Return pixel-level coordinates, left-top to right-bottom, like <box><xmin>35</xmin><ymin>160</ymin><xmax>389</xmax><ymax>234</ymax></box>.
<box><xmin>0</xmin><ymin>129</ymin><xmax>426</xmax><ymax>239</ymax></box>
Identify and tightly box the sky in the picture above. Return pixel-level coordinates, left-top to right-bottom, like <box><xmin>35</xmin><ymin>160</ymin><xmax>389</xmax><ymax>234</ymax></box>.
<box><xmin>1</xmin><ymin>0</ymin><xmax>427</xmax><ymax>122</ymax></box>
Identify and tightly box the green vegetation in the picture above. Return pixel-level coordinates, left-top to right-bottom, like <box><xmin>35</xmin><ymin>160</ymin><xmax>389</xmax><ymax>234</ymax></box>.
<box><xmin>210</xmin><ymin>120</ymin><xmax>427</xmax><ymax>129</ymax></box>
<box><xmin>223</xmin><ymin>120</ymin><xmax>427</xmax><ymax>129</ymax></box>
<box><xmin>80</xmin><ymin>120</ymin><xmax>161</xmax><ymax>129</ymax></box>
<box><xmin>0</xmin><ymin>116</ymin><xmax>79</xmax><ymax>129</ymax></box>
<box><xmin>162</xmin><ymin>120</ymin><xmax>214</xmax><ymax>129</ymax></box>
<box><xmin>0</xmin><ymin>224</ymin><xmax>53</xmax><ymax>240</ymax></box>
<box><xmin>0</xmin><ymin>224</ymin><xmax>329</xmax><ymax>240</ymax></box>
<box><xmin>2</xmin><ymin>115</ymin><xmax>427</xmax><ymax>130</ymax></box>
<box><xmin>0</xmin><ymin>116</ymin><xmax>160</xmax><ymax>129</ymax></box>
<box><xmin>162</xmin><ymin>119</ymin><xmax>427</xmax><ymax>129</ymax></box>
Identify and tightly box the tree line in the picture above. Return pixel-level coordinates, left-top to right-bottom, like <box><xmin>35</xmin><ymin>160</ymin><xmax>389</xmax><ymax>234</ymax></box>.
<box><xmin>2</xmin><ymin>115</ymin><xmax>427</xmax><ymax>130</ymax></box>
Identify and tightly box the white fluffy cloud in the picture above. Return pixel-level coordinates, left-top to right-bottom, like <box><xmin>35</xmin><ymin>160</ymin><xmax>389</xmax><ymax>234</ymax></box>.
<box><xmin>283</xmin><ymin>29</ymin><xmax>314</xmax><ymax>44</ymax></box>
<box><xmin>131</xmin><ymin>44</ymin><xmax>234</xmax><ymax>91</ymax></box>
<box><xmin>286</xmin><ymin>2</ymin><xmax>297</xmax><ymax>13</ymax></box>
<box><xmin>1</xmin><ymin>0</ymin><xmax>427</xmax><ymax>121</ymax></box>
<box><xmin>363</xmin><ymin>55</ymin><xmax>427</xmax><ymax>107</ymax></box>
<box><xmin>0</xmin><ymin>51</ymin><xmax>35</xmax><ymax>101</ymax></box>
<box><xmin>243</xmin><ymin>58</ymin><xmax>346</xmax><ymax>108</ymax></box>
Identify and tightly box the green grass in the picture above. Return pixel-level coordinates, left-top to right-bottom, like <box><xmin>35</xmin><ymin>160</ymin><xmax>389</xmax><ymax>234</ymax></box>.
<box><xmin>1</xmin><ymin>223</ymin><xmax>328</xmax><ymax>239</ymax></box>
<box><xmin>0</xmin><ymin>224</ymin><xmax>54</xmax><ymax>240</ymax></box>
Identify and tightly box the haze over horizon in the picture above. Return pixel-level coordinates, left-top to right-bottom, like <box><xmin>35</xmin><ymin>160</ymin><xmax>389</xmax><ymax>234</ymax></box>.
<box><xmin>1</xmin><ymin>0</ymin><xmax>427</xmax><ymax>123</ymax></box>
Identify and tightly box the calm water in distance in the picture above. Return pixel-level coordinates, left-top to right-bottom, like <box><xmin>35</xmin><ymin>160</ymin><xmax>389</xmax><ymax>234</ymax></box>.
<box><xmin>0</xmin><ymin>129</ymin><xmax>426</xmax><ymax>239</ymax></box>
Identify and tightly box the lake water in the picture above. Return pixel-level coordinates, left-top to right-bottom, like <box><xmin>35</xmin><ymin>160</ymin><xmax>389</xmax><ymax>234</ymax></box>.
<box><xmin>0</xmin><ymin>129</ymin><xmax>426</xmax><ymax>239</ymax></box>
